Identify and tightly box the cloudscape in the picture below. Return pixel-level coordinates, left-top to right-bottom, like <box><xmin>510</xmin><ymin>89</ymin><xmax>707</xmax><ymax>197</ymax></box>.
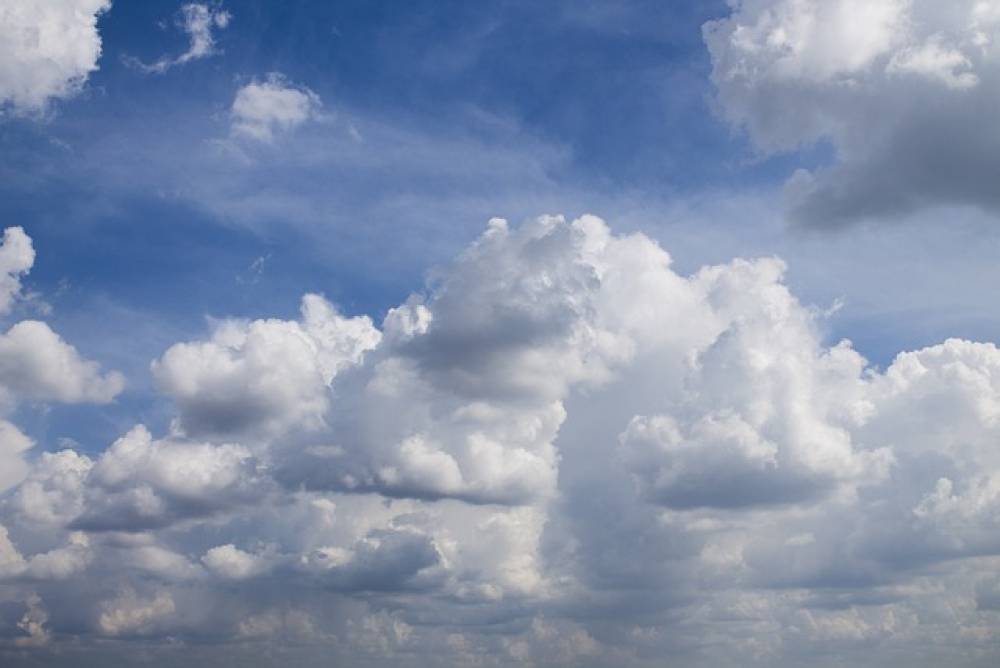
<box><xmin>2</xmin><ymin>2</ymin><xmax>1000</xmax><ymax>666</ymax></box>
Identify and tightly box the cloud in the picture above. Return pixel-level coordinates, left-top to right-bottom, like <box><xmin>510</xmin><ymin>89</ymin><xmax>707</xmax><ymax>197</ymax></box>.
<box><xmin>70</xmin><ymin>424</ymin><xmax>268</xmax><ymax>532</ymax></box>
<box><xmin>0</xmin><ymin>227</ymin><xmax>122</xmax><ymax>416</ymax></box>
<box><xmin>0</xmin><ymin>320</ymin><xmax>124</xmax><ymax>405</ymax></box>
<box><xmin>0</xmin><ymin>420</ymin><xmax>32</xmax><ymax>495</ymax></box>
<box><xmin>0</xmin><ymin>227</ymin><xmax>34</xmax><ymax>315</ymax></box>
<box><xmin>230</xmin><ymin>74</ymin><xmax>323</xmax><ymax>142</ymax></box>
<box><xmin>6</xmin><ymin>216</ymin><xmax>1000</xmax><ymax>665</ymax></box>
<box><xmin>0</xmin><ymin>526</ymin><xmax>91</xmax><ymax>581</ymax></box>
<box><xmin>0</xmin><ymin>0</ymin><xmax>110</xmax><ymax>114</ymax></box>
<box><xmin>302</xmin><ymin>527</ymin><xmax>442</xmax><ymax>592</ymax></box>
<box><xmin>704</xmin><ymin>0</ymin><xmax>1000</xmax><ymax>225</ymax></box>
<box><xmin>201</xmin><ymin>543</ymin><xmax>271</xmax><ymax>580</ymax></box>
<box><xmin>98</xmin><ymin>589</ymin><xmax>176</xmax><ymax>636</ymax></box>
<box><xmin>152</xmin><ymin>293</ymin><xmax>380</xmax><ymax>438</ymax></box>
<box><xmin>126</xmin><ymin>3</ymin><xmax>231</xmax><ymax>74</ymax></box>
<box><xmin>8</xmin><ymin>449</ymin><xmax>92</xmax><ymax>527</ymax></box>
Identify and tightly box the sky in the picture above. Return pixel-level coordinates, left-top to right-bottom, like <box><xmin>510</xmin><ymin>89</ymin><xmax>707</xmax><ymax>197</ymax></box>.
<box><xmin>2</xmin><ymin>0</ymin><xmax>1000</xmax><ymax>665</ymax></box>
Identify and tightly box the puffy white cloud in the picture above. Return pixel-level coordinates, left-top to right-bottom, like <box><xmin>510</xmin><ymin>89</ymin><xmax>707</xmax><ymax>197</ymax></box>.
<box><xmin>128</xmin><ymin>3</ymin><xmax>231</xmax><ymax>74</ymax></box>
<box><xmin>0</xmin><ymin>227</ymin><xmax>34</xmax><ymax>315</ymax></box>
<box><xmin>0</xmin><ymin>227</ymin><xmax>122</xmax><ymax>414</ymax></box>
<box><xmin>0</xmin><ymin>320</ymin><xmax>124</xmax><ymax>405</ymax></box>
<box><xmin>230</xmin><ymin>74</ymin><xmax>323</xmax><ymax>142</ymax></box>
<box><xmin>704</xmin><ymin>0</ymin><xmax>1000</xmax><ymax>224</ymax></box>
<box><xmin>70</xmin><ymin>425</ymin><xmax>268</xmax><ymax>531</ymax></box>
<box><xmin>620</xmin><ymin>258</ymin><xmax>890</xmax><ymax>509</ymax></box>
<box><xmin>152</xmin><ymin>293</ymin><xmax>379</xmax><ymax>438</ymax></box>
<box><xmin>0</xmin><ymin>0</ymin><xmax>110</xmax><ymax>114</ymax></box>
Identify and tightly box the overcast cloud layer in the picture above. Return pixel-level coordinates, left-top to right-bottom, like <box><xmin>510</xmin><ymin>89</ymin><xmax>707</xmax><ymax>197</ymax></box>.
<box><xmin>2</xmin><ymin>1</ymin><xmax>1000</xmax><ymax>667</ymax></box>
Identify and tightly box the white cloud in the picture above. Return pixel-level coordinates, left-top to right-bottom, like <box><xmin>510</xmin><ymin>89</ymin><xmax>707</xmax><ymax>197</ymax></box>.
<box><xmin>0</xmin><ymin>420</ymin><xmax>32</xmax><ymax>495</ymax></box>
<box><xmin>9</xmin><ymin>449</ymin><xmax>92</xmax><ymax>527</ymax></box>
<box><xmin>123</xmin><ymin>544</ymin><xmax>204</xmax><ymax>582</ymax></box>
<box><xmin>128</xmin><ymin>3</ymin><xmax>231</xmax><ymax>74</ymax></box>
<box><xmin>230</xmin><ymin>74</ymin><xmax>323</xmax><ymax>142</ymax></box>
<box><xmin>0</xmin><ymin>319</ymin><xmax>124</xmax><ymax>405</ymax></box>
<box><xmin>0</xmin><ymin>0</ymin><xmax>110</xmax><ymax>114</ymax></box>
<box><xmin>704</xmin><ymin>0</ymin><xmax>1000</xmax><ymax>224</ymax></box>
<box><xmin>71</xmin><ymin>424</ymin><xmax>267</xmax><ymax>531</ymax></box>
<box><xmin>152</xmin><ymin>293</ymin><xmax>379</xmax><ymax>438</ymax></box>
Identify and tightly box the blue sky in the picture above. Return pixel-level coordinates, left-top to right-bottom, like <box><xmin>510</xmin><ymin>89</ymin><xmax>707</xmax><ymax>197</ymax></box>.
<box><xmin>3</xmin><ymin>1</ymin><xmax>1000</xmax><ymax>666</ymax></box>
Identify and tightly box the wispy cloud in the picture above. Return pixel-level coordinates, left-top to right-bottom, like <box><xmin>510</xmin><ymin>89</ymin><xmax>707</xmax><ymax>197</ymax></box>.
<box><xmin>125</xmin><ymin>3</ymin><xmax>231</xmax><ymax>74</ymax></box>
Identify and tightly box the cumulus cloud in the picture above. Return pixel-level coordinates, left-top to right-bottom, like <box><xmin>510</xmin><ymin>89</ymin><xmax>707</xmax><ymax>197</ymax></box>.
<box><xmin>152</xmin><ymin>294</ymin><xmax>379</xmax><ymax>438</ymax></box>
<box><xmin>0</xmin><ymin>320</ymin><xmax>124</xmax><ymax>405</ymax></box>
<box><xmin>0</xmin><ymin>0</ymin><xmax>110</xmax><ymax>114</ymax></box>
<box><xmin>70</xmin><ymin>425</ymin><xmax>267</xmax><ymax>531</ymax></box>
<box><xmin>230</xmin><ymin>74</ymin><xmax>323</xmax><ymax>142</ymax></box>
<box><xmin>8</xmin><ymin>449</ymin><xmax>92</xmax><ymax>527</ymax></box>
<box><xmin>127</xmin><ymin>3</ymin><xmax>231</xmax><ymax>74</ymax></box>
<box><xmin>280</xmin><ymin>216</ymin><xmax>643</xmax><ymax>504</ymax></box>
<box><xmin>704</xmin><ymin>0</ymin><xmax>1000</xmax><ymax>225</ymax></box>
<box><xmin>6</xmin><ymin>216</ymin><xmax>1000</xmax><ymax>665</ymax></box>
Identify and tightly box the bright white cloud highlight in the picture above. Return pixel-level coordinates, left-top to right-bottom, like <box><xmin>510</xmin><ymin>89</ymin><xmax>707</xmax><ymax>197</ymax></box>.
<box><xmin>0</xmin><ymin>0</ymin><xmax>110</xmax><ymax>114</ymax></box>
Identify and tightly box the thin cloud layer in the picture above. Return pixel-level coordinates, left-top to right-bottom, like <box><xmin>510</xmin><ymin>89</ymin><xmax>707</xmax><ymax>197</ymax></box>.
<box><xmin>126</xmin><ymin>3</ymin><xmax>231</xmax><ymax>74</ymax></box>
<box><xmin>2</xmin><ymin>220</ymin><xmax>1000</xmax><ymax>666</ymax></box>
<box><xmin>705</xmin><ymin>0</ymin><xmax>1000</xmax><ymax>225</ymax></box>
